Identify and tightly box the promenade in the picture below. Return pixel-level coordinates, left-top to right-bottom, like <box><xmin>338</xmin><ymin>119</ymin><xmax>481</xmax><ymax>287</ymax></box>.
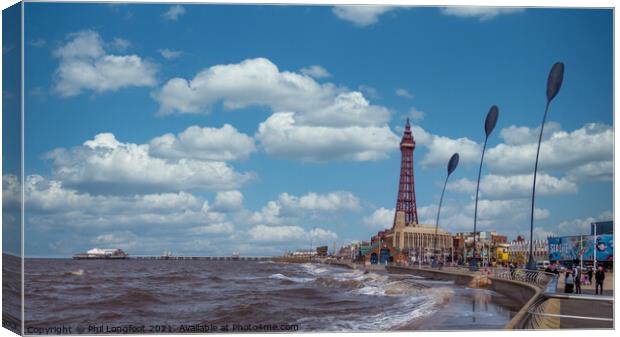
<box><xmin>555</xmin><ymin>271</ymin><xmax>614</xmax><ymax>296</ymax></box>
<box><xmin>550</xmin><ymin>271</ymin><xmax>614</xmax><ymax>329</ymax></box>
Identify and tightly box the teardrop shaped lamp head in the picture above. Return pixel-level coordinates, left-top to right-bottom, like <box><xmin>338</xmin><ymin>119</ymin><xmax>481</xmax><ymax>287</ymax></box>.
<box><xmin>447</xmin><ymin>153</ymin><xmax>459</xmax><ymax>176</ymax></box>
<box><xmin>484</xmin><ymin>105</ymin><xmax>499</xmax><ymax>137</ymax></box>
<box><xmin>547</xmin><ymin>62</ymin><xmax>565</xmax><ymax>102</ymax></box>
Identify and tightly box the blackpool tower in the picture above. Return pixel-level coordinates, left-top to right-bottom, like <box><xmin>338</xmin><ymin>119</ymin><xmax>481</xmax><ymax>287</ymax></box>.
<box><xmin>393</xmin><ymin>118</ymin><xmax>419</xmax><ymax>228</ymax></box>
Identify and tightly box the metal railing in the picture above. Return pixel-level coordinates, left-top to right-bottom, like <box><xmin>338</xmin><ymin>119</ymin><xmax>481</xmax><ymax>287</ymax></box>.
<box><xmin>524</xmin><ymin>293</ymin><xmax>614</xmax><ymax>328</ymax></box>
<box><xmin>388</xmin><ymin>264</ymin><xmax>557</xmax><ymax>290</ymax></box>
<box><xmin>490</xmin><ymin>268</ymin><xmax>556</xmax><ymax>289</ymax></box>
<box><xmin>519</xmin><ymin>272</ymin><xmax>614</xmax><ymax>328</ymax></box>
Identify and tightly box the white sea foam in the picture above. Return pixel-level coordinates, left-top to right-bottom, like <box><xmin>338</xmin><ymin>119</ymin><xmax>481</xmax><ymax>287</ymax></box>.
<box><xmin>300</xmin><ymin>263</ymin><xmax>329</xmax><ymax>275</ymax></box>
<box><xmin>268</xmin><ymin>273</ymin><xmax>314</xmax><ymax>283</ymax></box>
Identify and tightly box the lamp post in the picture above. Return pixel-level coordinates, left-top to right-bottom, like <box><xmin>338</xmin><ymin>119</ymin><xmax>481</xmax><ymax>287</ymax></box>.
<box><xmin>527</xmin><ymin>62</ymin><xmax>564</xmax><ymax>271</ymax></box>
<box><xmin>471</xmin><ymin>105</ymin><xmax>499</xmax><ymax>271</ymax></box>
<box><xmin>433</xmin><ymin>153</ymin><xmax>460</xmax><ymax>268</ymax></box>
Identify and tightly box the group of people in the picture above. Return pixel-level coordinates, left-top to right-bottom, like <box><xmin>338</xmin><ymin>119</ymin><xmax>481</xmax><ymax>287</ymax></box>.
<box><xmin>561</xmin><ymin>265</ymin><xmax>606</xmax><ymax>294</ymax></box>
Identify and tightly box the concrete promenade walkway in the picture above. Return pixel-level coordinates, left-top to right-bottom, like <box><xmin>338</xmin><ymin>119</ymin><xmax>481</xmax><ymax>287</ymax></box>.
<box><xmin>556</xmin><ymin>271</ymin><xmax>614</xmax><ymax>296</ymax></box>
<box><xmin>550</xmin><ymin>272</ymin><xmax>614</xmax><ymax>329</ymax></box>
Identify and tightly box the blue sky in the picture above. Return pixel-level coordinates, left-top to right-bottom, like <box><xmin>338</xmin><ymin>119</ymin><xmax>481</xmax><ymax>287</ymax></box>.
<box><xmin>3</xmin><ymin>3</ymin><xmax>613</xmax><ymax>257</ymax></box>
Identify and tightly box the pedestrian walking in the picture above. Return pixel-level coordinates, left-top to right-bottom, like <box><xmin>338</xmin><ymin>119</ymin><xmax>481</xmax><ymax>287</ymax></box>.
<box><xmin>564</xmin><ymin>270</ymin><xmax>574</xmax><ymax>293</ymax></box>
<box><xmin>587</xmin><ymin>267</ymin><xmax>594</xmax><ymax>284</ymax></box>
<box><xmin>595</xmin><ymin>266</ymin><xmax>605</xmax><ymax>295</ymax></box>
<box><xmin>573</xmin><ymin>266</ymin><xmax>582</xmax><ymax>294</ymax></box>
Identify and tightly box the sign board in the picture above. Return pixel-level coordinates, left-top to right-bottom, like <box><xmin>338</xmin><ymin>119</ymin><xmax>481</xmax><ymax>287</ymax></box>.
<box><xmin>548</xmin><ymin>235</ymin><xmax>613</xmax><ymax>262</ymax></box>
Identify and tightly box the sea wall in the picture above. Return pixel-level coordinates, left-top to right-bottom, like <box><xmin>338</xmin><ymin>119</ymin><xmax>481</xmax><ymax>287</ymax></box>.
<box><xmin>385</xmin><ymin>266</ymin><xmax>541</xmax><ymax>329</ymax></box>
<box><xmin>386</xmin><ymin>266</ymin><xmax>473</xmax><ymax>286</ymax></box>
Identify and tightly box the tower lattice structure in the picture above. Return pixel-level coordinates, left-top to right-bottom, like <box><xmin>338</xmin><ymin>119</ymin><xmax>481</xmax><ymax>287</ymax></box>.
<box><xmin>394</xmin><ymin>118</ymin><xmax>419</xmax><ymax>226</ymax></box>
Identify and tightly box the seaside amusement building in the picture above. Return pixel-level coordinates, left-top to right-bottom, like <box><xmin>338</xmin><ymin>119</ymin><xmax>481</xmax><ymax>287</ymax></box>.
<box><xmin>365</xmin><ymin>119</ymin><xmax>452</xmax><ymax>265</ymax></box>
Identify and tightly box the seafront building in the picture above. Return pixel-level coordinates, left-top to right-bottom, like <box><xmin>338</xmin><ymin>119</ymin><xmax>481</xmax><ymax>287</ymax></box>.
<box><xmin>508</xmin><ymin>236</ymin><xmax>549</xmax><ymax>264</ymax></box>
<box><xmin>452</xmin><ymin>231</ymin><xmax>508</xmax><ymax>265</ymax></box>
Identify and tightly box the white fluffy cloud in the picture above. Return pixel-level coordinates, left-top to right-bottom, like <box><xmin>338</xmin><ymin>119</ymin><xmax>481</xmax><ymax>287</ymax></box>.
<box><xmin>250</xmin><ymin>191</ymin><xmax>361</xmax><ymax>225</ymax></box>
<box><xmin>163</xmin><ymin>5</ymin><xmax>185</xmax><ymax>21</ymax></box>
<box><xmin>440</xmin><ymin>7</ymin><xmax>524</xmax><ymax>21</ymax></box>
<box><xmin>256</xmin><ymin>112</ymin><xmax>399</xmax><ymax>162</ymax></box>
<box><xmin>555</xmin><ymin>211</ymin><xmax>613</xmax><ymax>236</ymax></box>
<box><xmin>419</xmin><ymin>198</ymin><xmax>545</xmax><ymax>229</ymax></box>
<box><xmin>411</xmin><ymin>122</ymin><xmax>612</xmax><ymax>186</ymax></box>
<box><xmin>248</xmin><ymin>224</ymin><xmax>337</xmax><ymax>243</ymax></box>
<box><xmin>11</xmin><ymin>174</ymin><xmax>227</xmax><ymax>229</ymax></box>
<box><xmin>300</xmin><ymin>65</ymin><xmax>331</xmax><ymax>78</ymax></box>
<box><xmin>498</xmin><ymin>122</ymin><xmax>562</xmax><ymax>146</ymax></box>
<box><xmin>396</xmin><ymin>88</ymin><xmax>413</xmax><ymax>99</ymax></box>
<box><xmin>411</xmin><ymin>125</ymin><xmax>481</xmax><ymax>167</ymax></box>
<box><xmin>213</xmin><ymin>190</ymin><xmax>244</xmax><ymax>212</ymax></box>
<box><xmin>53</xmin><ymin>30</ymin><xmax>157</xmax><ymax>97</ymax></box>
<box><xmin>159</xmin><ymin>48</ymin><xmax>183</xmax><ymax>60</ymax></box>
<box><xmin>566</xmin><ymin>160</ymin><xmax>613</xmax><ymax>182</ymax></box>
<box><xmin>109</xmin><ymin>37</ymin><xmax>131</xmax><ymax>52</ymax></box>
<box><xmin>362</xmin><ymin>207</ymin><xmax>395</xmax><ymax>229</ymax></box>
<box><xmin>45</xmin><ymin>133</ymin><xmax>253</xmax><ymax>193</ymax></box>
<box><xmin>408</xmin><ymin>107</ymin><xmax>425</xmax><ymax>121</ymax></box>
<box><xmin>278</xmin><ymin>191</ymin><xmax>360</xmax><ymax>212</ymax></box>
<box><xmin>332</xmin><ymin>6</ymin><xmax>396</xmax><ymax>26</ymax></box>
<box><xmin>190</xmin><ymin>222</ymin><xmax>235</xmax><ymax>235</ymax></box>
<box><xmin>149</xmin><ymin>124</ymin><xmax>256</xmax><ymax>161</ymax></box>
<box><xmin>472</xmin><ymin>199</ymin><xmax>550</xmax><ymax>222</ymax></box>
<box><xmin>249</xmin><ymin>201</ymin><xmax>282</xmax><ymax>225</ymax></box>
<box><xmin>153</xmin><ymin>57</ymin><xmax>336</xmax><ymax>115</ymax></box>
<box><xmin>153</xmin><ymin>58</ymin><xmax>389</xmax><ymax>127</ymax></box>
<box><xmin>486</xmin><ymin>123</ymin><xmax>613</xmax><ymax>176</ymax></box>
<box><xmin>447</xmin><ymin>173</ymin><xmax>578</xmax><ymax>199</ymax></box>
<box><xmin>153</xmin><ymin>57</ymin><xmax>398</xmax><ymax>162</ymax></box>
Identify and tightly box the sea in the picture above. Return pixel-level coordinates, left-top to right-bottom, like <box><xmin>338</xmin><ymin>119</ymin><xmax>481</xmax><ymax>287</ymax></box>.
<box><xmin>5</xmin><ymin>257</ymin><xmax>521</xmax><ymax>333</ymax></box>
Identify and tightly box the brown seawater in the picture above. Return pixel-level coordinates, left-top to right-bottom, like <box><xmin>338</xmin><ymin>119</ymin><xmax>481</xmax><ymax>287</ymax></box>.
<box><xmin>17</xmin><ymin>258</ymin><xmax>519</xmax><ymax>333</ymax></box>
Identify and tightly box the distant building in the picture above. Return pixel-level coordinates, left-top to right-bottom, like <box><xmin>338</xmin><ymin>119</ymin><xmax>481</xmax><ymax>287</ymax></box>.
<box><xmin>337</xmin><ymin>241</ymin><xmax>371</xmax><ymax>261</ymax></box>
<box><xmin>452</xmin><ymin>231</ymin><xmax>508</xmax><ymax>265</ymax></box>
<box><xmin>508</xmin><ymin>238</ymin><xmax>548</xmax><ymax>264</ymax></box>
<box><xmin>495</xmin><ymin>243</ymin><xmax>510</xmax><ymax>264</ymax></box>
<box><xmin>387</xmin><ymin>217</ymin><xmax>452</xmax><ymax>264</ymax></box>
<box><xmin>491</xmin><ymin>234</ymin><xmax>508</xmax><ymax>244</ymax></box>
<box><xmin>288</xmin><ymin>250</ymin><xmax>317</xmax><ymax>258</ymax></box>
<box><xmin>73</xmin><ymin>248</ymin><xmax>128</xmax><ymax>259</ymax></box>
<box><xmin>316</xmin><ymin>246</ymin><xmax>328</xmax><ymax>257</ymax></box>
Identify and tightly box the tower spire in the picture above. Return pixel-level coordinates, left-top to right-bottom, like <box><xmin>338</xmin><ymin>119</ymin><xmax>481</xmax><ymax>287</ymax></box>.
<box><xmin>393</xmin><ymin>118</ymin><xmax>419</xmax><ymax>227</ymax></box>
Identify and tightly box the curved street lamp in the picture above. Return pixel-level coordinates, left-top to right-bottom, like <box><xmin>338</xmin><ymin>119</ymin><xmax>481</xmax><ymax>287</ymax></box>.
<box><xmin>527</xmin><ymin>62</ymin><xmax>565</xmax><ymax>270</ymax></box>
<box><xmin>433</xmin><ymin>153</ymin><xmax>460</xmax><ymax>267</ymax></box>
<box><xmin>471</xmin><ymin>105</ymin><xmax>499</xmax><ymax>271</ymax></box>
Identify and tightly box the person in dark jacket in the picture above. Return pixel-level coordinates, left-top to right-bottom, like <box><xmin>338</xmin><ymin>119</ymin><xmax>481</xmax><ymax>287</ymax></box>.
<box><xmin>595</xmin><ymin>266</ymin><xmax>605</xmax><ymax>295</ymax></box>
<box><xmin>564</xmin><ymin>270</ymin><xmax>574</xmax><ymax>293</ymax></box>
<box><xmin>587</xmin><ymin>267</ymin><xmax>594</xmax><ymax>284</ymax></box>
<box><xmin>573</xmin><ymin>266</ymin><xmax>582</xmax><ymax>294</ymax></box>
